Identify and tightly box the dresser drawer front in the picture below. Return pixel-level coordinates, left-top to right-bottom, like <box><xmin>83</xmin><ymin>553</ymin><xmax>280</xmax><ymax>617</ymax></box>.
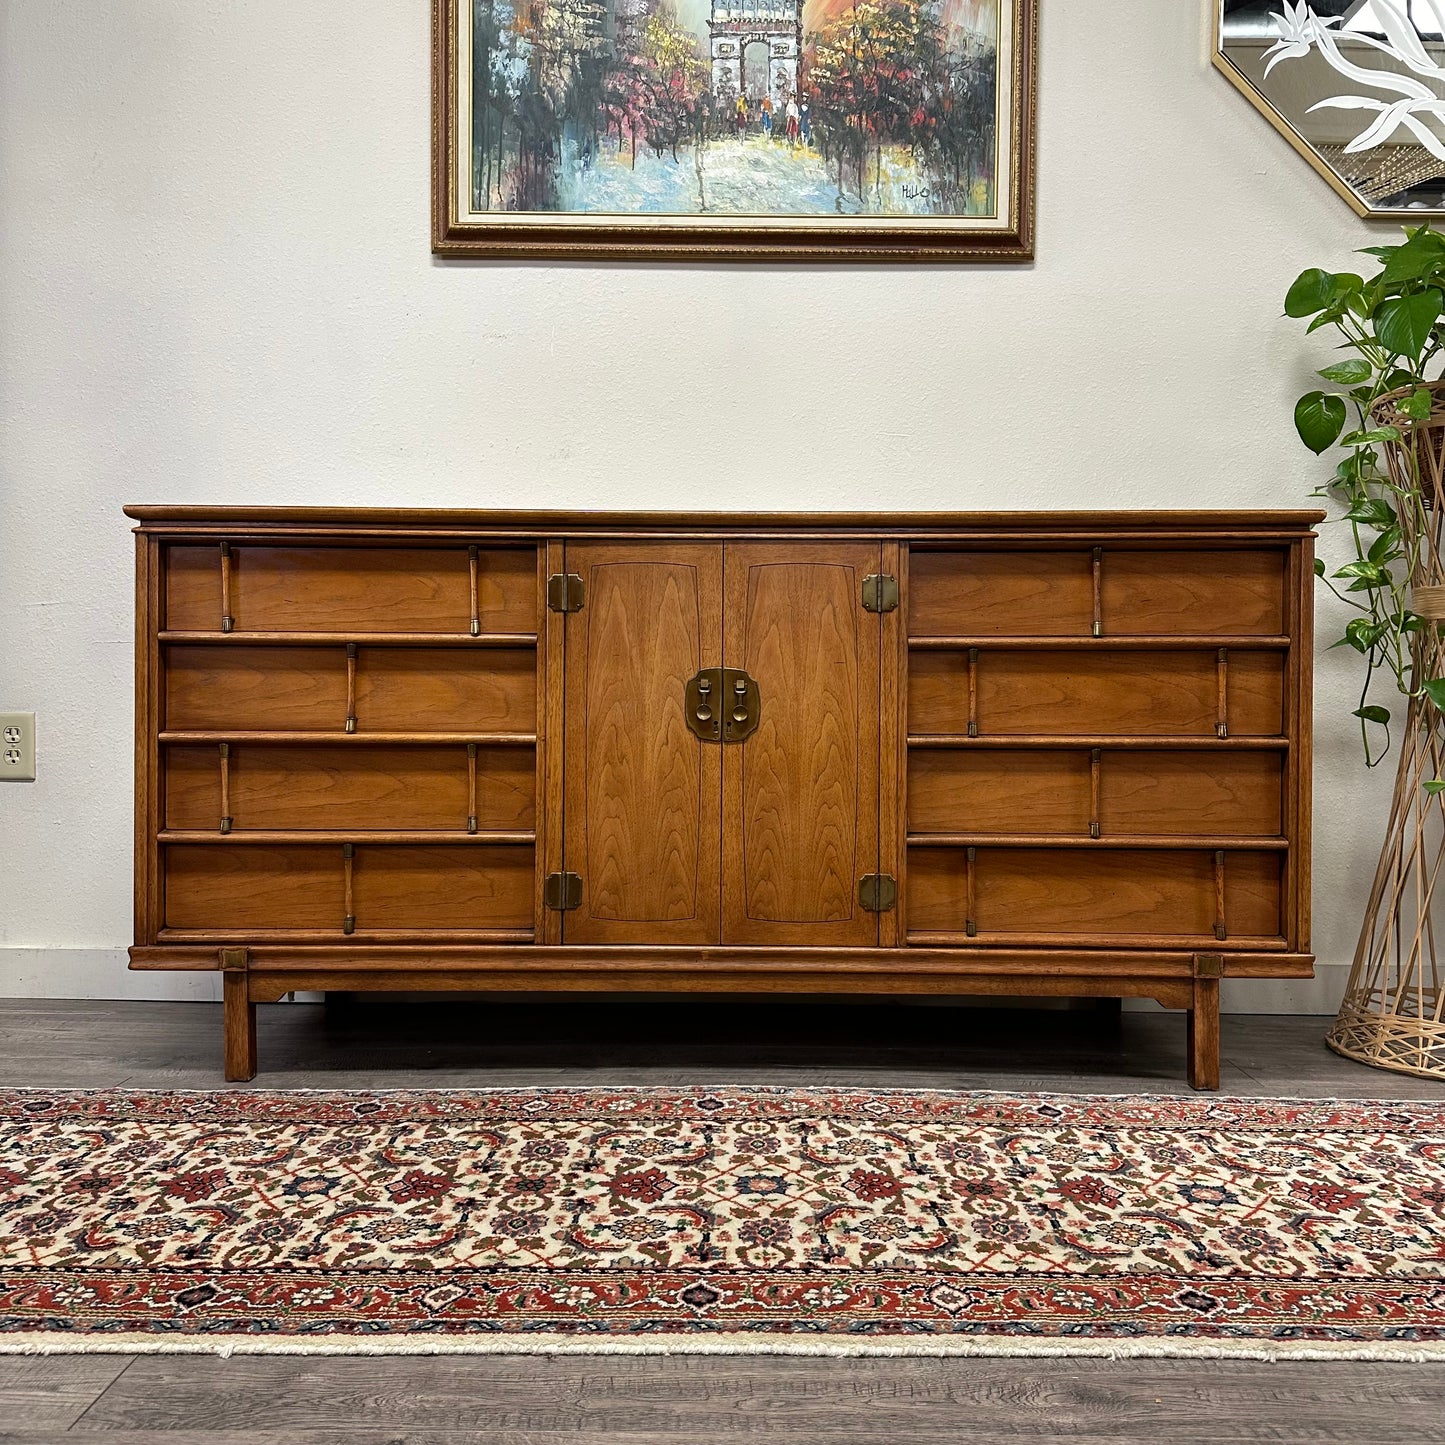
<box><xmin>907</xmin><ymin>546</ymin><xmax>1288</xmax><ymax>639</ymax></box>
<box><xmin>163</xmin><ymin>843</ymin><xmax>534</xmax><ymax>933</ymax></box>
<box><xmin>909</xmin><ymin>649</ymin><xmax>1284</xmax><ymax>738</ymax></box>
<box><xmin>908</xmin><ymin>749</ymin><xmax>1284</xmax><ymax>838</ymax></box>
<box><xmin>906</xmin><ymin>846</ymin><xmax>1283</xmax><ymax>943</ymax></box>
<box><xmin>164</xmin><ymin>744</ymin><xmax>536</xmax><ymax>832</ymax></box>
<box><xmin>909</xmin><ymin>550</ymin><xmax>1093</xmax><ymax>636</ymax></box>
<box><xmin>165</xmin><ymin>545</ymin><xmax>537</xmax><ymax>635</ymax></box>
<box><xmin>164</xmin><ymin>646</ymin><xmax>536</xmax><ymax>733</ymax></box>
<box><xmin>352</xmin><ymin>846</ymin><xmax>533</xmax><ymax>930</ymax></box>
<box><xmin>1099</xmin><ymin>550</ymin><xmax>1286</xmax><ymax>635</ymax></box>
<box><xmin>165</xmin><ymin>845</ymin><xmax>342</xmax><ymax>930</ymax></box>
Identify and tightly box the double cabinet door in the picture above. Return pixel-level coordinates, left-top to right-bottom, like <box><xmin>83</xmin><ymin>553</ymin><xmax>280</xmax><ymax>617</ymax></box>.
<box><xmin>560</xmin><ymin>541</ymin><xmax>888</xmax><ymax>947</ymax></box>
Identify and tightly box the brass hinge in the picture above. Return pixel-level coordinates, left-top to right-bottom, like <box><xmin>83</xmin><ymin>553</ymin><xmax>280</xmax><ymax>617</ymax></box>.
<box><xmin>544</xmin><ymin>871</ymin><xmax>583</xmax><ymax>911</ymax></box>
<box><xmin>862</xmin><ymin>574</ymin><xmax>900</xmax><ymax>614</ymax></box>
<box><xmin>858</xmin><ymin>873</ymin><xmax>898</xmax><ymax>912</ymax></box>
<box><xmin>1194</xmin><ymin>953</ymin><xmax>1225</xmax><ymax>979</ymax></box>
<box><xmin>547</xmin><ymin>573</ymin><xmax>585</xmax><ymax>613</ymax></box>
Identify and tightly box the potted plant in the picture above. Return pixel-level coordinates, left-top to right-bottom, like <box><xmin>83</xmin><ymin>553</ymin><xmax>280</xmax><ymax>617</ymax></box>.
<box><xmin>1287</xmin><ymin>224</ymin><xmax>1445</xmax><ymax>1079</ymax></box>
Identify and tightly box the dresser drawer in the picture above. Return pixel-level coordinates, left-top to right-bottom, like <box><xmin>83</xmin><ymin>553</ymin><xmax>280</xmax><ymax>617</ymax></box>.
<box><xmin>164</xmin><ymin>743</ymin><xmax>536</xmax><ymax>832</ymax></box>
<box><xmin>164</xmin><ymin>645</ymin><xmax>536</xmax><ymax>734</ymax></box>
<box><xmin>908</xmin><ymin>649</ymin><xmax>1283</xmax><ymax>738</ymax></box>
<box><xmin>907</xmin><ymin>546</ymin><xmax>1288</xmax><ymax>639</ymax></box>
<box><xmin>906</xmin><ymin>846</ymin><xmax>1284</xmax><ymax>943</ymax></box>
<box><xmin>165</xmin><ymin>544</ymin><xmax>537</xmax><ymax>635</ymax></box>
<box><xmin>163</xmin><ymin>842</ymin><xmax>534</xmax><ymax>933</ymax></box>
<box><xmin>908</xmin><ymin>748</ymin><xmax>1284</xmax><ymax>838</ymax></box>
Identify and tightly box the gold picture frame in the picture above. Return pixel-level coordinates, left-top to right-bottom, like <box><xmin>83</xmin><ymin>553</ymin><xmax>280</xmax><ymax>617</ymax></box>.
<box><xmin>431</xmin><ymin>0</ymin><xmax>1037</xmax><ymax>260</ymax></box>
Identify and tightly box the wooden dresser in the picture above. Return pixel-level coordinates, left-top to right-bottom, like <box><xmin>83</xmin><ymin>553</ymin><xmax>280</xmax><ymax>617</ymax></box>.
<box><xmin>128</xmin><ymin>508</ymin><xmax>1320</xmax><ymax>1086</ymax></box>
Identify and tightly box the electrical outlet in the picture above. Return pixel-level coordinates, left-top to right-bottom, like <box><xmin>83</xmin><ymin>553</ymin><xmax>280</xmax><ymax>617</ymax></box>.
<box><xmin>0</xmin><ymin>713</ymin><xmax>36</xmax><ymax>781</ymax></box>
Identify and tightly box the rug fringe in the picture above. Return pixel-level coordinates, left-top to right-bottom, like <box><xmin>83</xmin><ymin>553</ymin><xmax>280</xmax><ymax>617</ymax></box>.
<box><xmin>2</xmin><ymin>1333</ymin><xmax>1444</xmax><ymax>1362</ymax></box>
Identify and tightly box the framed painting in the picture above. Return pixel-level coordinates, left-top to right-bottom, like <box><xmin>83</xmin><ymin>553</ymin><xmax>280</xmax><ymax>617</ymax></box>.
<box><xmin>431</xmin><ymin>0</ymin><xmax>1037</xmax><ymax>259</ymax></box>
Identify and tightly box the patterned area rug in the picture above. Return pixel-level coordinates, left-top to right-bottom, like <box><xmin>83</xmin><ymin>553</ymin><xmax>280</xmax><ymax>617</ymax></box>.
<box><xmin>2</xmin><ymin>1087</ymin><xmax>1444</xmax><ymax>1359</ymax></box>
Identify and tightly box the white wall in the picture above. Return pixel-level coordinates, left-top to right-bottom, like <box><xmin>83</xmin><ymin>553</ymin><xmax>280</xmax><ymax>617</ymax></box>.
<box><xmin>0</xmin><ymin>1</ymin><xmax>1399</xmax><ymax>1012</ymax></box>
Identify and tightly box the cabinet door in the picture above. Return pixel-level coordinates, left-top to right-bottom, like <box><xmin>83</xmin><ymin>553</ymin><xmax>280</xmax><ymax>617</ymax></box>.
<box><xmin>722</xmin><ymin>543</ymin><xmax>882</xmax><ymax>947</ymax></box>
<box><xmin>562</xmin><ymin>544</ymin><xmax>723</xmax><ymax>944</ymax></box>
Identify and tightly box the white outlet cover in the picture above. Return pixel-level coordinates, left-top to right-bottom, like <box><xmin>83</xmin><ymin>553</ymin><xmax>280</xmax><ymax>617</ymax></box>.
<box><xmin>0</xmin><ymin>713</ymin><xmax>36</xmax><ymax>781</ymax></box>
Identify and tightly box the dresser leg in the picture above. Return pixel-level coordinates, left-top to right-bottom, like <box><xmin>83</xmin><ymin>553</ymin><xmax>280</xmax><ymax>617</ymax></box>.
<box><xmin>1187</xmin><ymin>976</ymin><xmax>1220</xmax><ymax>1092</ymax></box>
<box><xmin>223</xmin><ymin>968</ymin><xmax>257</xmax><ymax>1082</ymax></box>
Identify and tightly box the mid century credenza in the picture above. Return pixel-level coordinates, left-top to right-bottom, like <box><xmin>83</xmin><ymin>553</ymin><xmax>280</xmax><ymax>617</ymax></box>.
<box><xmin>127</xmin><ymin>508</ymin><xmax>1320</xmax><ymax>1086</ymax></box>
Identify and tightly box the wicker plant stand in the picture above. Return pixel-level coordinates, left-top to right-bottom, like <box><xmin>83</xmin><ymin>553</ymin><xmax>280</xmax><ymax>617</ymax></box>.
<box><xmin>1328</xmin><ymin>383</ymin><xmax>1445</xmax><ymax>1080</ymax></box>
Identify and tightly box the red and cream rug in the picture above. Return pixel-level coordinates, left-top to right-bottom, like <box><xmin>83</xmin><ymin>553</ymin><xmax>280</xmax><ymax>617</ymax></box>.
<box><xmin>1</xmin><ymin>1086</ymin><xmax>1443</xmax><ymax>1359</ymax></box>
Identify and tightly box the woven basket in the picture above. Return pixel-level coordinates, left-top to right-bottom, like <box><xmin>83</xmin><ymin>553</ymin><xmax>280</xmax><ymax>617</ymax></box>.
<box><xmin>1326</xmin><ymin>379</ymin><xmax>1445</xmax><ymax>1080</ymax></box>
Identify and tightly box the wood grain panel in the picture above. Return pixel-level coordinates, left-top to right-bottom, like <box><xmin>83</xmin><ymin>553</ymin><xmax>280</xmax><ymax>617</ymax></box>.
<box><xmin>165</xmin><ymin>647</ymin><xmax>345</xmax><ymax>731</ymax></box>
<box><xmin>1101</xmin><ymin>549</ymin><xmax>1286</xmax><ymax>635</ymax></box>
<box><xmin>908</xmin><ymin>550</ymin><xmax>1092</xmax><ymax>637</ymax></box>
<box><xmin>908</xmin><ymin>750</ymin><xmax>1090</xmax><ymax>835</ymax></box>
<box><xmin>908</xmin><ymin>650</ymin><xmax>1285</xmax><ymax>737</ymax></box>
<box><xmin>906</xmin><ymin>846</ymin><xmax>1285</xmax><ymax>941</ymax></box>
<box><xmin>164</xmin><ymin>845</ymin><xmax>340</xmax><ymax>930</ymax></box>
<box><xmin>563</xmin><ymin>546</ymin><xmax>722</xmax><ymax>944</ymax></box>
<box><xmin>1101</xmin><ymin>752</ymin><xmax>1283</xmax><ymax>837</ymax></box>
<box><xmin>165</xmin><ymin>545</ymin><xmax>537</xmax><ymax>634</ymax></box>
<box><xmin>164</xmin><ymin>546</ymin><xmax>224</xmax><ymax>631</ymax></box>
<box><xmin>353</xmin><ymin>846</ymin><xmax>533</xmax><ymax>930</ymax></box>
<box><xmin>1227</xmin><ymin>851</ymin><xmax>1285</xmax><ymax>938</ymax></box>
<box><xmin>164</xmin><ymin>745</ymin><xmax>534</xmax><ymax>831</ymax></box>
<box><xmin>723</xmin><ymin>544</ymin><xmax>879</xmax><ymax>947</ymax></box>
<box><xmin>356</xmin><ymin>649</ymin><xmax>536</xmax><ymax>732</ymax></box>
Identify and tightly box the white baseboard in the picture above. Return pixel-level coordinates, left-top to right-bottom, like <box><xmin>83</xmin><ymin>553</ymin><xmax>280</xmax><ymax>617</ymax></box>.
<box><xmin>0</xmin><ymin>947</ymin><xmax>1350</xmax><ymax>1015</ymax></box>
<box><xmin>0</xmin><ymin>948</ymin><xmax>221</xmax><ymax>1002</ymax></box>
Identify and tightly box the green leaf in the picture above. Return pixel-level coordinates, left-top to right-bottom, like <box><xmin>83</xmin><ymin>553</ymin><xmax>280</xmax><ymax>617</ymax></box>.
<box><xmin>1319</xmin><ymin>358</ymin><xmax>1374</xmax><ymax>384</ymax></box>
<box><xmin>1424</xmin><ymin>679</ymin><xmax>1445</xmax><ymax>711</ymax></box>
<box><xmin>1368</xmin><ymin>527</ymin><xmax>1402</xmax><ymax>563</ymax></box>
<box><xmin>1427</xmin><ymin>780</ymin><xmax>1445</xmax><ymax>795</ymax></box>
<box><xmin>1295</xmin><ymin>392</ymin><xmax>1347</xmax><ymax>454</ymax></box>
<box><xmin>1385</xmin><ymin>368</ymin><xmax>1420</xmax><ymax>390</ymax></box>
<box><xmin>1376</xmin><ymin>288</ymin><xmax>1444</xmax><ymax>359</ymax></box>
<box><xmin>1346</xmin><ymin>497</ymin><xmax>1398</xmax><ymax>527</ymax></box>
<box><xmin>1336</xmin><ymin>559</ymin><xmax>1388</xmax><ymax>585</ymax></box>
<box><xmin>1342</xmin><ymin>618</ymin><xmax>1387</xmax><ymax>652</ymax></box>
<box><xmin>1286</xmin><ymin>268</ymin><xmax>1337</xmax><ymax>318</ymax></box>
<box><xmin>1355</xmin><ymin>705</ymin><xmax>1392</xmax><ymax>725</ymax></box>
<box><xmin>1401</xmin><ymin>386</ymin><xmax>1436</xmax><ymax>420</ymax></box>
<box><xmin>1314</xmin><ymin>558</ymin><xmax>1326</xmax><ymax>577</ymax></box>
<box><xmin>1340</xmin><ymin>427</ymin><xmax>1402</xmax><ymax>446</ymax></box>
<box><xmin>1380</xmin><ymin>228</ymin><xmax>1445</xmax><ymax>285</ymax></box>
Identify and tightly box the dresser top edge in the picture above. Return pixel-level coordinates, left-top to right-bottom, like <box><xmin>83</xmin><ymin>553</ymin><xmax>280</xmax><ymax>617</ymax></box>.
<box><xmin>125</xmin><ymin>506</ymin><xmax>1327</xmax><ymax>537</ymax></box>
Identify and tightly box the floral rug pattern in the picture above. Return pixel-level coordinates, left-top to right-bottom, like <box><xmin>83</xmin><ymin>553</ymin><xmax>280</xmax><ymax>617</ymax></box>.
<box><xmin>1</xmin><ymin>1088</ymin><xmax>1443</xmax><ymax>1352</ymax></box>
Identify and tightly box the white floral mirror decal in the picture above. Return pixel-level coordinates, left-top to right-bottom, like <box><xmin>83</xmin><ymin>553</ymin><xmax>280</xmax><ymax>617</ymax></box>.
<box><xmin>1215</xmin><ymin>1</ymin><xmax>1445</xmax><ymax>216</ymax></box>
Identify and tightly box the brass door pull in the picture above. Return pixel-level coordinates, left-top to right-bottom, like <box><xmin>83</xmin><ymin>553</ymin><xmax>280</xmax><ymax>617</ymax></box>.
<box><xmin>686</xmin><ymin>668</ymin><xmax>760</xmax><ymax>743</ymax></box>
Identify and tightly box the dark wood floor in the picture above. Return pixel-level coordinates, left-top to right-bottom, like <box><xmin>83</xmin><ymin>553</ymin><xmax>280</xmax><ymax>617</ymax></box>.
<box><xmin>2</xmin><ymin>997</ymin><xmax>1444</xmax><ymax>1444</ymax></box>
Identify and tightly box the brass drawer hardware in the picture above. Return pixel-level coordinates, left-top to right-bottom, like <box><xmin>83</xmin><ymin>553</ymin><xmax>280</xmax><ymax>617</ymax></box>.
<box><xmin>345</xmin><ymin>644</ymin><xmax>358</xmax><ymax>734</ymax></box>
<box><xmin>686</xmin><ymin>668</ymin><xmax>760</xmax><ymax>743</ymax></box>
<box><xmin>342</xmin><ymin>842</ymin><xmax>356</xmax><ymax>934</ymax></box>
<box><xmin>547</xmin><ymin>573</ymin><xmax>585</xmax><ymax>613</ymax></box>
<box><xmin>545</xmin><ymin>871</ymin><xmax>583</xmax><ymax>911</ymax></box>
<box><xmin>859</xmin><ymin>873</ymin><xmax>898</xmax><ymax>912</ymax></box>
<box><xmin>862</xmin><ymin>574</ymin><xmax>900</xmax><ymax>614</ymax></box>
<box><xmin>468</xmin><ymin>546</ymin><xmax>481</xmax><ymax>636</ymax></box>
<box><xmin>219</xmin><ymin>742</ymin><xmax>233</xmax><ymax>834</ymax></box>
<box><xmin>220</xmin><ymin>542</ymin><xmax>235</xmax><ymax>633</ymax></box>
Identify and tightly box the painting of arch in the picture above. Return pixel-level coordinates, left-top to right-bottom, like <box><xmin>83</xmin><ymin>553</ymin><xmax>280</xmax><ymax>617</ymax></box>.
<box><xmin>432</xmin><ymin>0</ymin><xmax>1036</xmax><ymax>258</ymax></box>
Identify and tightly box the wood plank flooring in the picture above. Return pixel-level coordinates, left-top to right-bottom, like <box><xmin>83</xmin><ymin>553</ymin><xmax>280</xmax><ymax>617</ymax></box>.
<box><xmin>1</xmin><ymin>997</ymin><xmax>1443</xmax><ymax>1443</ymax></box>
